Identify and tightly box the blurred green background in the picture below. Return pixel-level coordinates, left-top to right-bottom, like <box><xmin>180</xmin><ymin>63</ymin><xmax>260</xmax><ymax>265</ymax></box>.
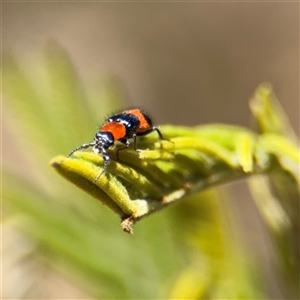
<box><xmin>2</xmin><ymin>2</ymin><xmax>298</xmax><ymax>299</ymax></box>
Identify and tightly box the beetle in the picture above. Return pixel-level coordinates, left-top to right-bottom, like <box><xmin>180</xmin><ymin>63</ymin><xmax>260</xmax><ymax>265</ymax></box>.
<box><xmin>68</xmin><ymin>108</ymin><xmax>164</xmax><ymax>181</ymax></box>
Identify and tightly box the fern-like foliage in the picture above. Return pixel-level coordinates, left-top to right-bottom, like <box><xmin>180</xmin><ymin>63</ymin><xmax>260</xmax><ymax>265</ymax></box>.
<box><xmin>3</xmin><ymin>42</ymin><xmax>299</xmax><ymax>299</ymax></box>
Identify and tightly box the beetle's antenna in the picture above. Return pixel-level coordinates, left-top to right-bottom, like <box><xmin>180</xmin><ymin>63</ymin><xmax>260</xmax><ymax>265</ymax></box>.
<box><xmin>68</xmin><ymin>142</ymin><xmax>95</xmax><ymax>157</ymax></box>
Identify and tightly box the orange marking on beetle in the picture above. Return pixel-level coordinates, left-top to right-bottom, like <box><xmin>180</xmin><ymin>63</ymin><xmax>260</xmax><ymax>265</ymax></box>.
<box><xmin>101</xmin><ymin>122</ymin><xmax>126</xmax><ymax>140</ymax></box>
<box><xmin>124</xmin><ymin>109</ymin><xmax>151</xmax><ymax>132</ymax></box>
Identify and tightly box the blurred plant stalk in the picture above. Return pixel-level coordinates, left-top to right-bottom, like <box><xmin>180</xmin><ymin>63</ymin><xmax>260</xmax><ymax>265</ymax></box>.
<box><xmin>249</xmin><ymin>84</ymin><xmax>299</xmax><ymax>298</ymax></box>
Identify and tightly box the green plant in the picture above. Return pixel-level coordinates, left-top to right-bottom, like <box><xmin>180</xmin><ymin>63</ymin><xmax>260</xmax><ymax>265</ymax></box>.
<box><xmin>3</xmin><ymin>42</ymin><xmax>299</xmax><ymax>299</ymax></box>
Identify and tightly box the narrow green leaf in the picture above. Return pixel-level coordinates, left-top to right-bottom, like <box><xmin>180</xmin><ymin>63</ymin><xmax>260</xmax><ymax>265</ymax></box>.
<box><xmin>249</xmin><ymin>82</ymin><xmax>298</xmax><ymax>142</ymax></box>
<box><xmin>236</xmin><ymin>133</ymin><xmax>255</xmax><ymax>172</ymax></box>
<box><xmin>50</xmin><ymin>155</ymin><xmax>133</xmax><ymax>217</ymax></box>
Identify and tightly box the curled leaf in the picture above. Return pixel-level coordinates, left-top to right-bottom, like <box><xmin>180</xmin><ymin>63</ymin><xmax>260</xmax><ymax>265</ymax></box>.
<box><xmin>50</xmin><ymin>123</ymin><xmax>297</xmax><ymax>233</ymax></box>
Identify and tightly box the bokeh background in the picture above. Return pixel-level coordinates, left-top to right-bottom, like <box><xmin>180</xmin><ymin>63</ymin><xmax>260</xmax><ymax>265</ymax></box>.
<box><xmin>3</xmin><ymin>2</ymin><xmax>299</xmax><ymax>299</ymax></box>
